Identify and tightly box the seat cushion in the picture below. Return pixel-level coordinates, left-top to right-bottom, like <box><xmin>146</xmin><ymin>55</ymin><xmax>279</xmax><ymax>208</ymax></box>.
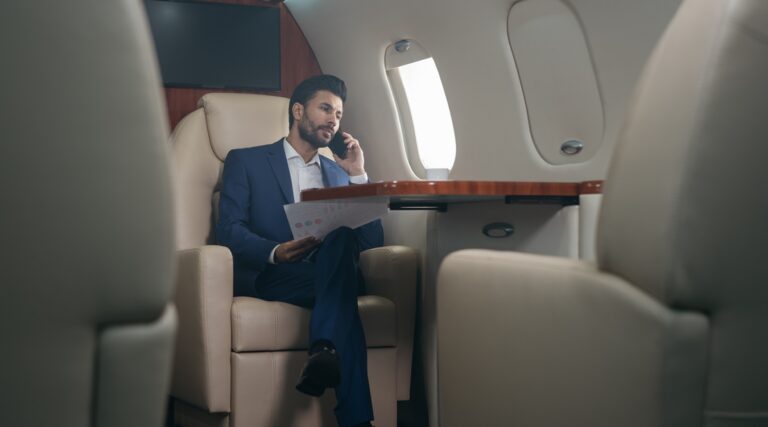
<box><xmin>231</xmin><ymin>295</ymin><xmax>396</xmax><ymax>352</ymax></box>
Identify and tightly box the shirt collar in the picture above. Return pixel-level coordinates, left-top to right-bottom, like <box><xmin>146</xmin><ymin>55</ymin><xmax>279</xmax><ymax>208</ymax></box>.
<box><xmin>283</xmin><ymin>138</ymin><xmax>320</xmax><ymax>166</ymax></box>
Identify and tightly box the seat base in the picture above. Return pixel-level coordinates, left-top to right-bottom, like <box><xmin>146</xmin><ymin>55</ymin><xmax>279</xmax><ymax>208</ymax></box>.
<box><xmin>175</xmin><ymin>400</ymin><xmax>229</xmax><ymax>427</ymax></box>
<box><xmin>175</xmin><ymin>347</ymin><xmax>396</xmax><ymax>427</ymax></box>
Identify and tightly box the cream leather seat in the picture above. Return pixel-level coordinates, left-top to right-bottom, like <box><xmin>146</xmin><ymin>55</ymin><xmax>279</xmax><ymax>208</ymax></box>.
<box><xmin>1</xmin><ymin>1</ymin><xmax>177</xmax><ymax>427</ymax></box>
<box><xmin>169</xmin><ymin>93</ymin><xmax>417</xmax><ymax>427</ymax></box>
<box><xmin>437</xmin><ymin>0</ymin><xmax>768</xmax><ymax>426</ymax></box>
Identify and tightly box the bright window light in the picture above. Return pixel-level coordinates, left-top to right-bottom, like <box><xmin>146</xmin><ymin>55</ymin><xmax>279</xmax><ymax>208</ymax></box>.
<box><xmin>397</xmin><ymin>58</ymin><xmax>456</xmax><ymax>173</ymax></box>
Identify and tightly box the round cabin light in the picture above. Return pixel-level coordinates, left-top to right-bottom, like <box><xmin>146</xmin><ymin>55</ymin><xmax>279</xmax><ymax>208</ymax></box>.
<box><xmin>394</xmin><ymin>39</ymin><xmax>412</xmax><ymax>53</ymax></box>
<box><xmin>561</xmin><ymin>139</ymin><xmax>584</xmax><ymax>155</ymax></box>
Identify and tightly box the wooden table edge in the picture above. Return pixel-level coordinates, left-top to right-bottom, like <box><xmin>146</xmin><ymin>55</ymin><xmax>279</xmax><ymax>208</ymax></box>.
<box><xmin>301</xmin><ymin>180</ymin><xmax>604</xmax><ymax>201</ymax></box>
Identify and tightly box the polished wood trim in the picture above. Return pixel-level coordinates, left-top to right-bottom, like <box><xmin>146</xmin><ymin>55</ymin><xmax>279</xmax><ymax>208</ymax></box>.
<box><xmin>163</xmin><ymin>2</ymin><xmax>322</xmax><ymax>129</ymax></box>
<box><xmin>280</xmin><ymin>5</ymin><xmax>322</xmax><ymax>97</ymax></box>
<box><xmin>301</xmin><ymin>181</ymin><xmax>587</xmax><ymax>201</ymax></box>
<box><xmin>301</xmin><ymin>180</ymin><xmax>605</xmax><ymax>201</ymax></box>
<box><xmin>579</xmin><ymin>180</ymin><xmax>604</xmax><ymax>194</ymax></box>
<box><xmin>204</xmin><ymin>0</ymin><xmax>278</xmax><ymax>6</ymax></box>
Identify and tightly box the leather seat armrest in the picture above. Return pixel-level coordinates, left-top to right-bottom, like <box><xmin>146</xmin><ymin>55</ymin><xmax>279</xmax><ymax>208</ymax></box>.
<box><xmin>171</xmin><ymin>245</ymin><xmax>233</xmax><ymax>413</ymax></box>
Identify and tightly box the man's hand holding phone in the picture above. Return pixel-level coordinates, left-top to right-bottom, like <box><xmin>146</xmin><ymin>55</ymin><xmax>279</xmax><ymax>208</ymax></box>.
<box><xmin>331</xmin><ymin>131</ymin><xmax>365</xmax><ymax>177</ymax></box>
<box><xmin>275</xmin><ymin>236</ymin><xmax>321</xmax><ymax>263</ymax></box>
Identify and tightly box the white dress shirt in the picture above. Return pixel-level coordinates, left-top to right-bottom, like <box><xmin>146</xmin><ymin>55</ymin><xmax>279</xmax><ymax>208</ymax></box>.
<box><xmin>268</xmin><ymin>138</ymin><xmax>368</xmax><ymax>263</ymax></box>
<box><xmin>285</xmin><ymin>138</ymin><xmax>324</xmax><ymax>204</ymax></box>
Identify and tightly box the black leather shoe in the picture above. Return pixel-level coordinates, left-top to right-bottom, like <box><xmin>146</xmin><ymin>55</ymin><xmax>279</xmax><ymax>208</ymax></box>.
<box><xmin>295</xmin><ymin>344</ymin><xmax>340</xmax><ymax>397</ymax></box>
<box><xmin>352</xmin><ymin>423</ymin><xmax>374</xmax><ymax>427</ymax></box>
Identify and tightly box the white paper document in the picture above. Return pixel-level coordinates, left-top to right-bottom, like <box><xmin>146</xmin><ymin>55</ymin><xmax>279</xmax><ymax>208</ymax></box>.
<box><xmin>284</xmin><ymin>197</ymin><xmax>389</xmax><ymax>240</ymax></box>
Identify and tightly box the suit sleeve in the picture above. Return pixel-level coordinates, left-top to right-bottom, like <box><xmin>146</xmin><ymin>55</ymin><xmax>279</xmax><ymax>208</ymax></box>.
<box><xmin>215</xmin><ymin>151</ymin><xmax>279</xmax><ymax>270</ymax></box>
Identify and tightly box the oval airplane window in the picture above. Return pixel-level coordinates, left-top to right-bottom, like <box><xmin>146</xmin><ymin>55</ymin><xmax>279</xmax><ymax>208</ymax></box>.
<box><xmin>508</xmin><ymin>0</ymin><xmax>604</xmax><ymax>165</ymax></box>
<box><xmin>386</xmin><ymin>40</ymin><xmax>456</xmax><ymax>180</ymax></box>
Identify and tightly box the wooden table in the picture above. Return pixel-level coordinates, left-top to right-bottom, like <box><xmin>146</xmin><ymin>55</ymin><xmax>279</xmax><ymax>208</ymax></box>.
<box><xmin>301</xmin><ymin>180</ymin><xmax>603</xmax><ymax>211</ymax></box>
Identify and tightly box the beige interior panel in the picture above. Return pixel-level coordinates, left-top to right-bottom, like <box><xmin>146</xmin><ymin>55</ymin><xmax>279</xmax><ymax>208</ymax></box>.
<box><xmin>286</xmin><ymin>0</ymin><xmax>681</xmax><ymax>182</ymax></box>
<box><xmin>579</xmin><ymin>194</ymin><xmax>601</xmax><ymax>262</ymax></box>
<box><xmin>421</xmin><ymin>202</ymin><xmax>579</xmax><ymax>424</ymax></box>
<box><xmin>507</xmin><ymin>0</ymin><xmax>604</xmax><ymax>165</ymax></box>
<box><xmin>428</xmin><ymin>202</ymin><xmax>579</xmax><ymax>260</ymax></box>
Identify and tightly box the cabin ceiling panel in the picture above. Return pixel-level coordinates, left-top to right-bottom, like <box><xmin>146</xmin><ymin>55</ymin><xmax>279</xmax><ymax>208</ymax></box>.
<box><xmin>286</xmin><ymin>0</ymin><xmax>681</xmax><ymax>181</ymax></box>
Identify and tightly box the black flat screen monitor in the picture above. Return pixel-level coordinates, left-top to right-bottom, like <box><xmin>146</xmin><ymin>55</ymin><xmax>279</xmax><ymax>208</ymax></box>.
<box><xmin>144</xmin><ymin>0</ymin><xmax>281</xmax><ymax>90</ymax></box>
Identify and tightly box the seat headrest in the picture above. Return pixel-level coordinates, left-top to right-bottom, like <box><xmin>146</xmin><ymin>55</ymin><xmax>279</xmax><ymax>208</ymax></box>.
<box><xmin>598</xmin><ymin>0</ymin><xmax>768</xmax><ymax>306</ymax></box>
<box><xmin>3</xmin><ymin>1</ymin><xmax>175</xmax><ymax>425</ymax></box>
<box><xmin>199</xmin><ymin>93</ymin><xmax>290</xmax><ymax>161</ymax></box>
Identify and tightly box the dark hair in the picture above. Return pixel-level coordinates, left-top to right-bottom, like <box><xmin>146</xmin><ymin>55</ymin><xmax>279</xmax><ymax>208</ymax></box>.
<box><xmin>288</xmin><ymin>74</ymin><xmax>347</xmax><ymax>128</ymax></box>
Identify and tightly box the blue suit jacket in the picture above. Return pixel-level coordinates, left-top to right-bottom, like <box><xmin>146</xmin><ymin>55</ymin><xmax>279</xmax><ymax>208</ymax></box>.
<box><xmin>216</xmin><ymin>140</ymin><xmax>384</xmax><ymax>296</ymax></box>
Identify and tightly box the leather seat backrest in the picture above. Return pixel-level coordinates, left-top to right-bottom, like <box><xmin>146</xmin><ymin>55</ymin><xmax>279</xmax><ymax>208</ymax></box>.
<box><xmin>171</xmin><ymin>92</ymin><xmax>332</xmax><ymax>250</ymax></box>
<box><xmin>1</xmin><ymin>1</ymin><xmax>175</xmax><ymax>425</ymax></box>
<box><xmin>597</xmin><ymin>0</ymin><xmax>768</xmax><ymax>416</ymax></box>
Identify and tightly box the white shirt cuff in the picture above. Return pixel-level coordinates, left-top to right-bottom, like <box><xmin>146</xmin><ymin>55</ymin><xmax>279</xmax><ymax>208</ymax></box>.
<box><xmin>268</xmin><ymin>245</ymin><xmax>278</xmax><ymax>264</ymax></box>
<box><xmin>349</xmin><ymin>173</ymin><xmax>368</xmax><ymax>184</ymax></box>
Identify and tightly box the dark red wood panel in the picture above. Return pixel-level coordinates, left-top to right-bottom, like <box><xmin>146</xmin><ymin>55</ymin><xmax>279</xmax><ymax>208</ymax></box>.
<box><xmin>579</xmin><ymin>180</ymin><xmax>604</xmax><ymax>194</ymax></box>
<box><xmin>301</xmin><ymin>180</ymin><xmax>605</xmax><ymax>201</ymax></box>
<box><xmin>300</xmin><ymin>181</ymin><xmax>598</xmax><ymax>201</ymax></box>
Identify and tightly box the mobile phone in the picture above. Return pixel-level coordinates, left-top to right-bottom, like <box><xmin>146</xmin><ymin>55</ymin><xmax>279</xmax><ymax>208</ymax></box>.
<box><xmin>329</xmin><ymin>130</ymin><xmax>348</xmax><ymax>159</ymax></box>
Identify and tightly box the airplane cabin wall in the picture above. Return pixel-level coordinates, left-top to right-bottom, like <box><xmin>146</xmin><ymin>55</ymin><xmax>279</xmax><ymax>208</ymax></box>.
<box><xmin>286</xmin><ymin>1</ymin><xmax>684</xmax><ymax>424</ymax></box>
<box><xmin>286</xmin><ymin>0</ymin><xmax>682</xmax><ymax>182</ymax></box>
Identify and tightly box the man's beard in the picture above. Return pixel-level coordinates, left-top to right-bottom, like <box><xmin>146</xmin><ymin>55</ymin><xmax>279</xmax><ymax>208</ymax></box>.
<box><xmin>298</xmin><ymin>116</ymin><xmax>331</xmax><ymax>149</ymax></box>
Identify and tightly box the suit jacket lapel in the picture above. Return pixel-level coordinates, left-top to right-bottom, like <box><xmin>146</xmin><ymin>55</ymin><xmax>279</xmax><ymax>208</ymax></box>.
<box><xmin>266</xmin><ymin>139</ymin><xmax>294</xmax><ymax>203</ymax></box>
<box><xmin>320</xmin><ymin>157</ymin><xmax>346</xmax><ymax>188</ymax></box>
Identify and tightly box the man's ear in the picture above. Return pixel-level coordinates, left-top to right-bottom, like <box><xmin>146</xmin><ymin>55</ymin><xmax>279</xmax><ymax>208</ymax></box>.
<box><xmin>291</xmin><ymin>102</ymin><xmax>303</xmax><ymax>123</ymax></box>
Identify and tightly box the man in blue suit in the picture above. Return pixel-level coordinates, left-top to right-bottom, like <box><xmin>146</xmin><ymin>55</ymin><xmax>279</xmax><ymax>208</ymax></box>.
<box><xmin>216</xmin><ymin>75</ymin><xmax>383</xmax><ymax>427</ymax></box>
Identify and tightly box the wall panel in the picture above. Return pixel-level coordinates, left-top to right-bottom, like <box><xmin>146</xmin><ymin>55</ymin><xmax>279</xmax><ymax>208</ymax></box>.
<box><xmin>287</xmin><ymin>0</ymin><xmax>682</xmax><ymax>182</ymax></box>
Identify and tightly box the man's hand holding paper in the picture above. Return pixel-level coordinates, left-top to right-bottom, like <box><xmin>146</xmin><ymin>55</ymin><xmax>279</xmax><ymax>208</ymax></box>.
<box><xmin>284</xmin><ymin>198</ymin><xmax>389</xmax><ymax>240</ymax></box>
